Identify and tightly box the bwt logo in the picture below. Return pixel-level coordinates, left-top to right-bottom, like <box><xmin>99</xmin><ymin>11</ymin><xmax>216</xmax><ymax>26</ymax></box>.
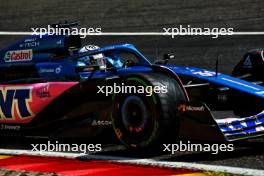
<box><xmin>0</xmin><ymin>87</ymin><xmax>33</xmax><ymax>119</ymax></box>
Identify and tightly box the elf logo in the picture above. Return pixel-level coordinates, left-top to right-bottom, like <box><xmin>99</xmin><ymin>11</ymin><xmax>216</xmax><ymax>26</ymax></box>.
<box><xmin>0</xmin><ymin>87</ymin><xmax>33</xmax><ymax>120</ymax></box>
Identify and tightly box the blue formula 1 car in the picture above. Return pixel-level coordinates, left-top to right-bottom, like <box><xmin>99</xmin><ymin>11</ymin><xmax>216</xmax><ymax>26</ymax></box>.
<box><xmin>0</xmin><ymin>23</ymin><xmax>263</xmax><ymax>149</ymax></box>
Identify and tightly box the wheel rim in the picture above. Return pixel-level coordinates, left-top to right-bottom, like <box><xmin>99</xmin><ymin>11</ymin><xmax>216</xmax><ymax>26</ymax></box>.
<box><xmin>121</xmin><ymin>95</ymin><xmax>149</xmax><ymax>133</ymax></box>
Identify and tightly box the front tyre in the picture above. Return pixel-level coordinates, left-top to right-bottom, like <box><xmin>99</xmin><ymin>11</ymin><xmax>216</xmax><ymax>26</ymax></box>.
<box><xmin>111</xmin><ymin>73</ymin><xmax>186</xmax><ymax>149</ymax></box>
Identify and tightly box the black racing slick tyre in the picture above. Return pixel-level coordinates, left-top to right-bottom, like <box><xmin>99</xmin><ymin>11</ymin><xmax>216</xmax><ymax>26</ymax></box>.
<box><xmin>111</xmin><ymin>73</ymin><xmax>186</xmax><ymax>149</ymax></box>
<box><xmin>232</xmin><ymin>50</ymin><xmax>264</xmax><ymax>117</ymax></box>
<box><xmin>232</xmin><ymin>49</ymin><xmax>264</xmax><ymax>84</ymax></box>
<box><xmin>230</xmin><ymin>91</ymin><xmax>263</xmax><ymax>117</ymax></box>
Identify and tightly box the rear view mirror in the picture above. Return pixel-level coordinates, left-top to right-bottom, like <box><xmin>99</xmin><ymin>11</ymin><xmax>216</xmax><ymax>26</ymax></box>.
<box><xmin>154</xmin><ymin>53</ymin><xmax>176</xmax><ymax>65</ymax></box>
<box><xmin>163</xmin><ymin>53</ymin><xmax>175</xmax><ymax>60</ymax></box>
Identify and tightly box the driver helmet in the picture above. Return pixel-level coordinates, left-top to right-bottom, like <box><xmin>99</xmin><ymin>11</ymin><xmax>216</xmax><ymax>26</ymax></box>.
<box><xmin>79</xmin><ymin>45</ymin><xmax>100</xmax><ymax>53</ymax></box>
<box><xmin>78</xmin><ymin>45</ymin><xmax>106</xmax><ymax>70</ymax></box>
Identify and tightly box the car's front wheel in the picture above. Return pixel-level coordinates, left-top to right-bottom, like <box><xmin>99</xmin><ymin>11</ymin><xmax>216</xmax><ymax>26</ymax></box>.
<box><xmin>111</xmin><ymin>73</ymin><xmax>186</xmax><ymax>149</ymax></box>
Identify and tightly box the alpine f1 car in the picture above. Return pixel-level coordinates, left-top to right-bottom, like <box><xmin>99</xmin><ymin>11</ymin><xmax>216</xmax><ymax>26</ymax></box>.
<box><xmin>0</xmin><ymin>23</ymin><xmax>263</xmax><ymax>149</ymax></box>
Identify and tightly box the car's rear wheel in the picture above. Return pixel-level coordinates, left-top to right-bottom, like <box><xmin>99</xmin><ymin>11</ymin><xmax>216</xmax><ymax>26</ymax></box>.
<box><xmin>232</xmin><ymin>50</ymin><xmax>264</xmax><ymax>117</ymax></box>
<box><xmin>232</xmin><ymin>49</ymin><xmax>264</xmax><ymax>85</ymax></box>
<box><xmin>111</xmin><ymin>73</ymin><xmax>186</xmax><ymax>149</ymax></box>
<box><xmin>230</xmin><ymin>91</ymin><xmax>263</xmax><ymax>117</ymax></box>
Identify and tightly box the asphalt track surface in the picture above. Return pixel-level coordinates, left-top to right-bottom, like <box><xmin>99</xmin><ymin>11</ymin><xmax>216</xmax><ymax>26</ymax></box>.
<box><xmin>0</xmin><ymin>0</ymin><xmax>264</xmax><ymax>173</ymax></box>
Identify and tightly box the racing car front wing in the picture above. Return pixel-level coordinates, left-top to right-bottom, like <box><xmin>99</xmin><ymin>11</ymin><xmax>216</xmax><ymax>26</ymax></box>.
<box><xmin>216</xmin><ymin>111</ymin><xmax>264</xmax><ymax>141</ymax></box>
<box><xmin>178</xmin><ymin>102</ymin><xmax>264</xmax><ymax>142</ymax></box>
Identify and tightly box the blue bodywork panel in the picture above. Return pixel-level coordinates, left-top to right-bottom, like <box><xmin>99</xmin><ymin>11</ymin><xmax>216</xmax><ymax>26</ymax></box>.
<box><xmin>1</xmin><ymin>35</ymin><xmax>263</xmax><ymax>98</ymax></box>
<box><xmin>169</xmin><ymin>66</ymin><xmax>264</xmax><ymax>99</ymax></box>
<box><xmin>1</xmin><ymin>37</ymin><xmax>264</xmax><ymax>99</ymax></box>
<box><xmin>0</xmin><ymin>35</ymin><xmax>67</xmax><ymax>64</ymax></box>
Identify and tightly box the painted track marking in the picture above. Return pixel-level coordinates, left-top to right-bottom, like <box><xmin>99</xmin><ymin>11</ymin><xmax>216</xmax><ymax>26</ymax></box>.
<box><xmin>0</xmin><ymin>155</ymin><xmax>13</xmax><ymax>159</ymax></box>
<box><xmin>0</xmin><ymin>149</ymin><xmax>263</xmax><ymax>176</ymax></box>
<box><xmin>0</xmin><ymin>155</ymin><xmax>197</xmax><ymax>176</ymax></box>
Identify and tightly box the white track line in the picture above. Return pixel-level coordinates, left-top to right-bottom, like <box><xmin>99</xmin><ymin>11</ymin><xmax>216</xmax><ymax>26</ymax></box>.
<box><xmin>0</xmin><ymin>149</ymin><xmax>263</xmax><ymax>176</ymax></box>
<box><xmin>1</xmin><ymin>31</ymin><xmax>264</xmax><ymax>36</ymax></box>
<box><xmin>0</xmin><ymin>32</ymin><xmax>32</xmax><ymax>35</ymax></box>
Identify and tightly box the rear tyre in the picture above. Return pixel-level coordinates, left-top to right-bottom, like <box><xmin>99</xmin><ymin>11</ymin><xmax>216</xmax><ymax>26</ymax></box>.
<box><xmin>230</xmin><ymin>91</ymin><xmax>263</xmax><ymax>117</ymax></box>
<box><xmin>111</xmin><ymin>73</ymin><xmax>186</xmax><ymax>149</ymax></box>
<box><xmin>232</xmin><ymin>49</ymin><xmax>264</xmax><ymax>84</ymax></box>
<box><xmin>232</xmin><ymin>50</ymin><xmax>264</xmax><ymax>117</ymax></box>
